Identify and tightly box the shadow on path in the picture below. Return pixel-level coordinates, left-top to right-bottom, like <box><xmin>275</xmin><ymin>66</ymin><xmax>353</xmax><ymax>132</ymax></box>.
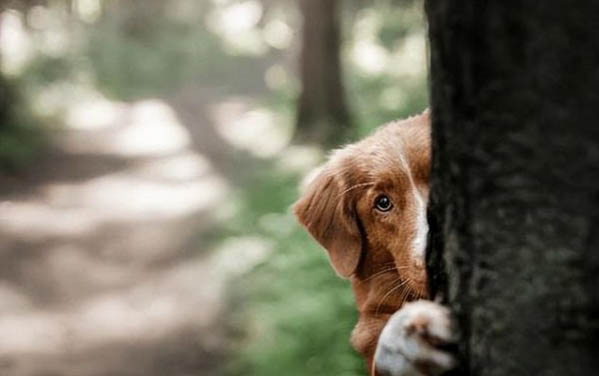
<box><xmin>0</xmin><ymin>90</ymin><xmax>271</xmax><ymax>376</ymax></box>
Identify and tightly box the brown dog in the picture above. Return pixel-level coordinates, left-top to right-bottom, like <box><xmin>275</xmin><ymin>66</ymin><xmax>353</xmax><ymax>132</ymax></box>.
<box><xmin>294</xmin><ymin>110</ymin><xmax>455</xmax><ymax>376</ymax></box>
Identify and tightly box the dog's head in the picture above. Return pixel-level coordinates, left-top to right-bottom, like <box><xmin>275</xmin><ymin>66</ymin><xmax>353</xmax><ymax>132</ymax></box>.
<box><xmin>293</xmin><ymin>111</ymin><xmax>430</xmax><ymax>299</ymax></box>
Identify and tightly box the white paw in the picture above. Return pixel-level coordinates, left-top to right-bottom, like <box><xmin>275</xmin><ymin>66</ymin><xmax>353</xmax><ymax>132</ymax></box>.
<box><xmin>374</xmin><ymin>300</ymin><xmax>457</xmax><ymax>376</ymax></box>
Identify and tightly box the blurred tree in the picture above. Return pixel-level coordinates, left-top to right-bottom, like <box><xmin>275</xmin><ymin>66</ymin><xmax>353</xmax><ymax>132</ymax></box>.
<box><xmin>296</xmin><ymin>0</ymin><xmax>351</xmax><ymax>145</ymax></box>
<box><xmin>427</xmin><ymin>2</ymin><xmax>599</xmax><ymax>375</ymax></box>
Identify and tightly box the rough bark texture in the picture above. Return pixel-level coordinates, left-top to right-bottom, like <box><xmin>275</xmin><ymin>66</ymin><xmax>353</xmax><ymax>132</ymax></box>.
<box><xmin>296</xmin><ymin>0</ymin><xmax>351</xmax><ymax>145</ymax></box>
<box><xmin>425</xmin><ymin>2</ymin><xmax>599</xmax><ymax>375</ymax></box>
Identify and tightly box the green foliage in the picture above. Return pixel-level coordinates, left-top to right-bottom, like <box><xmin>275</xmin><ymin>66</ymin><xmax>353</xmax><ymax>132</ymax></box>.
<box><xmin>377</xmin><ymin>1</ymin><xmax>426</xmax><ymax>50</ymax></box>
<box><xmin>24</xmin><ymin>55</ymin><xmax>74</xmax><ymax>85</ymax></box>
<box><xmin>85</xmin><ymin>21</ymin><xmax>203</xmax><ymax>99</ymax></box>
<box><xmin>84</xmin><ymin>14</ymin><xmax>274</xmax><ymax>101</ymax></box>
<box><xmin>345</xmin><ymin>0</ymin><xmax>429</xmax><ymax>140</ymax></box>
<box><xmin>347</xmin><ymin>74</ymin><xmax>428</xmax><ymax>139</ymax></box>
<box><xmin>225</xmin><ymin>170</ymin><xmax>365</xmax><ymax>376</ymax></box>
<box><xmin>1</xmin><ymin>0</ymin><xmax>428</xmax><ymax>372</ymax></box>
<box><xmin>227</xmin><ymin>2</ymin><xmax>428</xmax><ymax>374</ymax></box>
<box><xmin>0</xmin><ymin>77</ymin><xmax>45</xmax><ymax>173</ymax></box>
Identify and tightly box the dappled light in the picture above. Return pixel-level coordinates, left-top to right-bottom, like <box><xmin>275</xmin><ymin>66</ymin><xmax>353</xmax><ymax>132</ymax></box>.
<box><xmin>275</xmin><ymin>145</ymin><xmax>324</xmax><ymax>174</ymax></box>
<box><xmin>263</xmin><ymin>19</ymin><xmax>294</xmax><ymax>50</ymax></box>
<box><xmin>0</xmin><ymin>240</ymin><xmax>268</xmax><ymax>353</ymax></box>
<box><xmin>206</xmin><ymin>0</ymin><xmax>269</xmax><ymax>56</ymax></box>
<box><xmin>348</xmin><ymin>7</ymin><xmax>427</xmax><ymax>78</ymax></box>
<box><xmin>264</xmin><ymin>63</ymin><xmax>296</xmax><ymax>92</ymax></box>
<box><xmin>350</xmin><ymin>10</ymin><xmax>390</xmax><ymax>75</ymax></box>
<box><xmin>65</xmin><ymin>97</ymin><xmax>125</xmax><ymax>131</ymax></box>
<box><xmin>0</xmin><ymin>10</ymin><xmax>34</xmax><ymax>76</ymax></box>
<box><xmin>73</xmin><ymin>0</ymin><xmax>103</xmax><ymax>23</ymax></box>
<box><xmin>94</xmin><ymin>100</ymin><xmax>192</xmax><ymax>156</ymax></box>
<box><xmin>0</xmin><ymin>1</ymin><xmax>427</xmax><ymax>375</ymax></box>
<box><xmin>212</xmin><ymin>100</ymin><xmax>293</xmax><ymax>158</ymax></box>
<box><xmin>388</xmin><ymin>32</ymin><xmax>427</xmax><ymax>77</ymax></box>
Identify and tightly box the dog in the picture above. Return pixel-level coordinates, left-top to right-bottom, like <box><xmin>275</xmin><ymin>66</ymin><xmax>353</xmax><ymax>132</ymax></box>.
<box><xmin>293</xmin><ymin>110</ymin><xmax>456</xmax><ymax>376</ymax></box>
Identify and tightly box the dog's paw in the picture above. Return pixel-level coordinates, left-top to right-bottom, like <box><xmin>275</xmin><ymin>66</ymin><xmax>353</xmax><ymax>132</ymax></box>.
<box><xmin>373</xmin><ymin>300</ymin><xmax>457</xmax><ymax>376</ymax></box>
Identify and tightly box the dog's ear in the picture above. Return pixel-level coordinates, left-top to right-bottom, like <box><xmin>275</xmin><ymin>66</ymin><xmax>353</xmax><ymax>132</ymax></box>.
<box><xmin>293</xmin><ymin>165</ymin><xmax>363</xmax><ymax>278</ymax></box>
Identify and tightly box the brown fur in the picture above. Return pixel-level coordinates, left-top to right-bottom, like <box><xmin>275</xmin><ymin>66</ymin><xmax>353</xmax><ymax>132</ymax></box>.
<box><xmin>294</xmin><ymin>110</ymin><xmax>431</xmax><ymax>370</ymax></box>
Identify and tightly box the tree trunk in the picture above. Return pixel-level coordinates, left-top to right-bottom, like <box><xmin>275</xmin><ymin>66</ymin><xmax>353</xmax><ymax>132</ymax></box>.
<box><xmin>296</xmin><ymin>0</ymin><xmax>351</xmax><ymax>145</ymax></box>
<box><xmin>426</xmin><ymin>2</ymin><xmax>599</xmax><ymax>375</ymax></box>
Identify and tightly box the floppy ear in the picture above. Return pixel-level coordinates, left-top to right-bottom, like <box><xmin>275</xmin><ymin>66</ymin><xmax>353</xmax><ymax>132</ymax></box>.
<box><xmin>293</xmin><ymin>167</ymin><xmax>363</xmax><ymax>278</ymax></box>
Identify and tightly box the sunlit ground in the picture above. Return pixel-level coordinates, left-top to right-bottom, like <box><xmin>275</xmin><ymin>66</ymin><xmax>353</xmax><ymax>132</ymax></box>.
<box><xmin>0</xmin><ymin>1</ymin><xmax>427</xmax><ymax>375</ymax></box>
<box><xmin>0</xmin><ymin>91</ymin><xmax>263</xmax><ymax>374</ymax></box>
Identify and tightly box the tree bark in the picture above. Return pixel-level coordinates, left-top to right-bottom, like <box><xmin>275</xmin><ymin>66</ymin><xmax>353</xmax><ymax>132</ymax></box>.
<box><xmin>296</xmin><ymin>0</ymin><xmax>351</xmax><ymax>145</ymax></box>
<box><xmin>426</xmin><ymin>2</ymin><xmax>599</xmax><ymax>375</ymax></box>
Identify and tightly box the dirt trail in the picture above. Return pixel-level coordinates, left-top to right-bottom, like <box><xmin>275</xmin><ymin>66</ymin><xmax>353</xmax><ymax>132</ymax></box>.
<box><xmin>0</xmin><ymin>94</ymin><xmax>265</xmax><ymax>376</ymax></box>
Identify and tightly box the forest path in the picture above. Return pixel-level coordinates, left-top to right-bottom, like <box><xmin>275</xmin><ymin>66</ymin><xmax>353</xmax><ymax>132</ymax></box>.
<box><xmin>0</xmin><ymin>91</ymin><xmax>269</xmax><ymax>376</ymax></box>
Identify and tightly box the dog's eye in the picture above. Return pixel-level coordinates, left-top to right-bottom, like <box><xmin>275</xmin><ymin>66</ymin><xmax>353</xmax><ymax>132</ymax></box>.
<box><xmin>374</xmin><ymin>195</ymin><xmax>393</xmax><ymax>212</ymax></box>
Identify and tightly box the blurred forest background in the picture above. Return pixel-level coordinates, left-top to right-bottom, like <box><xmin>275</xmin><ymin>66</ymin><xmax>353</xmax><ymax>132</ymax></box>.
<box><xmin>0</xmin><ymin>0</ymin><xmax>427</xmax><ymax>375</ymax></box>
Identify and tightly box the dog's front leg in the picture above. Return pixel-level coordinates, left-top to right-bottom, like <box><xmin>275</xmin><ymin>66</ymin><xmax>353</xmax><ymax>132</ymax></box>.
<box><xmin>373</xmin><ymin>300</ymin><xmax>457</xmax><ymax>376</ymax></box>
